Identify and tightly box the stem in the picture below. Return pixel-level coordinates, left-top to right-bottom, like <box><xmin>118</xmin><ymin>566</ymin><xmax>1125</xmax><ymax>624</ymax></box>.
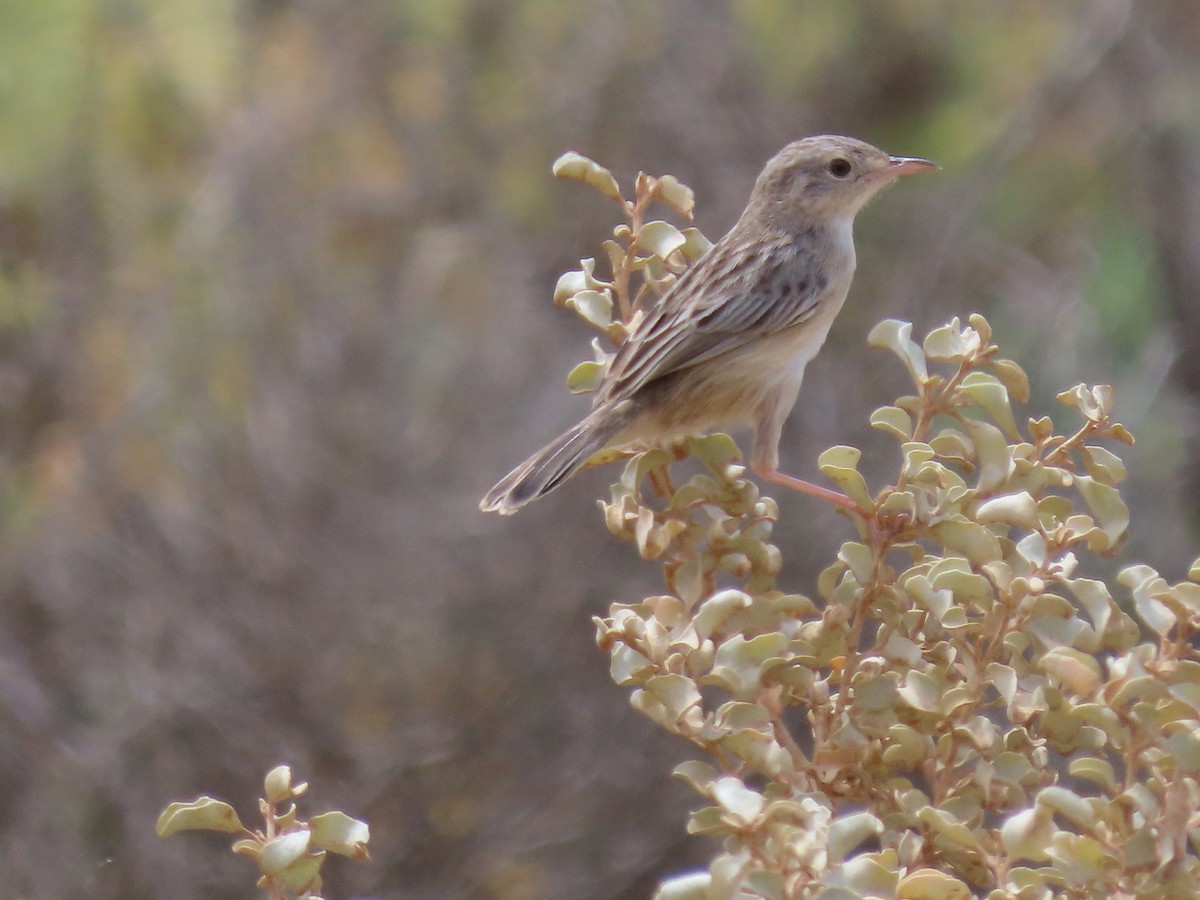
<box><xmin>771</xmin><ymin>716</ymin><xmax>813</xmax><ymax>777</ymax></box>
<box><xmin>909</xmin><ymin>358</ymin><xmax>973</xmax><ymax>445</ymax></box>
<box><xmin>1042</xmin><ymin>420</ymin><xmax>1098</xmax><ymax>467</ymax></box>
<box><xmin>833</xmin><ymin>539</ymin><xmax>891</xmax><ymax>722</ymax></box>
<box><xmin>1123</xmin><ymin>738</ymin><xmax>1143</xmax><ymax>791</ymax></box>
<box><xmin>613</xmin><ymin>242</ymin><xmax>636</xmax><ymax>324</ymax></box>
<box><xmin>647</xmin><ymin>466</ymin><xmax>675</xmax><ymax>501</ymax></box>
<box><xmin>613</xmin><ymin>190</ymin><xmax>653</xmax><ymax>324</ymax></box>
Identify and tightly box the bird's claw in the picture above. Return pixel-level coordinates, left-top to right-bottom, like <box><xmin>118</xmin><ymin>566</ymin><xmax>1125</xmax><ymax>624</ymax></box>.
<box><xmin>858</xmin><ymin>507</ymin><xmax>911</xmax><ymax>547</ymax></box>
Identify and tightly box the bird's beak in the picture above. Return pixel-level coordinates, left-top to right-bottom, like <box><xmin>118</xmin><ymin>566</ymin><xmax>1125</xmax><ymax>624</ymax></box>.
<box><xmin>887</xmin><ymin>156</ymin><xmax>940</xmax><ymax>177</ymax></box>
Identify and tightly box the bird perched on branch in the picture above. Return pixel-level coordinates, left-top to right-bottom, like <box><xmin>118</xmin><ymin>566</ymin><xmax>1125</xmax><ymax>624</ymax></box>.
<box><xmin>481</xmin><ymin>134</ymin><xmax>937</xmax><ymax>516</ymax></box>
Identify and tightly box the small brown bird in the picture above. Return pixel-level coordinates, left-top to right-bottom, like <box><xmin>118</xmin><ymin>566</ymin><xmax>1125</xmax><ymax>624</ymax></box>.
<box><xmin>481</xmin><ymin>135</ymin><xmax>937</xmax><ymax>516</ymax></box>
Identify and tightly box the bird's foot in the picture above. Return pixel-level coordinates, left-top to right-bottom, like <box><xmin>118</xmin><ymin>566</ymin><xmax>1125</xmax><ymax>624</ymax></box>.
<box><xmin>752</xmin><ymin>466</ymin><xmax>866</xmax><ymax>514</ymax></box>
<box><xmin>753</xmin><ymin>465</ymin><xmax>916</xmax><ymax>548</ymax></box>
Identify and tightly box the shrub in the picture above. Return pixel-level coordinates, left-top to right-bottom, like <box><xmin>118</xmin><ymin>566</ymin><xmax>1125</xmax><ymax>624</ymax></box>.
<box><xmin>157</xmin><ymin>765</ymin><xmax>369</xmax><ymax>899</ymax></box>
<box><xmin>551</xmin><ymin>153</ymin><xmax>1200</xmax><ymax>898</ymax></box>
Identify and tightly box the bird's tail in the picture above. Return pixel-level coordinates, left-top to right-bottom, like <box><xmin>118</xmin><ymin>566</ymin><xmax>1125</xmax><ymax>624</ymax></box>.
<box><xmin>480</xmin><ymin>409</ymin><xmax>625</xmax><ymax>515</ymax></box>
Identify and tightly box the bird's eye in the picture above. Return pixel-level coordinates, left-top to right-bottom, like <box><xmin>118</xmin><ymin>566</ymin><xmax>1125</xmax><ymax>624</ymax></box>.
<box><xmin>828</xmin><ymin>158</ymin><xmax>852</xmax><ymax>178</ymax></box>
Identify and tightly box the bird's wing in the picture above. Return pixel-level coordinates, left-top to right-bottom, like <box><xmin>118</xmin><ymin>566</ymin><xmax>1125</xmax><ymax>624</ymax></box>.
<box><xmin>597</xmin><ymin>228</ymin><xmax>828</xmax><ymax>404</ymax></box>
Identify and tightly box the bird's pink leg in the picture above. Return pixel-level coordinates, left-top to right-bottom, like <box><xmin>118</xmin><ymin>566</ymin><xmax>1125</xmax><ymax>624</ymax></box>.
<box><xmin>752</xmin><ymin>464</ymin><xmax>865</xmax><ymax>514</ymax></box>
<box><xmin>754</xmin><ymin>463</ymin><xmax>900</xmax><ymax>548</ymax></box>
<box><xmin>750</xmin><ymin>395</ymin><xmax>870</xmax><ymax>516</ymax></box>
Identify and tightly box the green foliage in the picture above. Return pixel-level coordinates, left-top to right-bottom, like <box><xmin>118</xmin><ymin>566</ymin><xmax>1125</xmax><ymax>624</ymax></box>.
<box><xmin>554</xmin><ymin>155</ymin><xmax>1200</xmax><ymax>897</ymax></box>
<box><xmin>157</xmin><ymin>765</ymin><xmax>369</xmax><ymax>899</ymax></box>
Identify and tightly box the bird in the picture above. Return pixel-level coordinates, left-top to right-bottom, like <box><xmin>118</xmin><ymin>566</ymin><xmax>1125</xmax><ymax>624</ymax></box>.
<box><xmin>481</xmin><ymin>134</ymin><xmax>937</xmax><ymax>516</ymax></box>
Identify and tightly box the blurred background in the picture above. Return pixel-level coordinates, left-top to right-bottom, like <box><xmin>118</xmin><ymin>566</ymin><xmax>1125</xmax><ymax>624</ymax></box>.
<box><xmin>0</xmin><ymin>0</ymin><xmax>1197</xmax><ymax>896</ymax></box>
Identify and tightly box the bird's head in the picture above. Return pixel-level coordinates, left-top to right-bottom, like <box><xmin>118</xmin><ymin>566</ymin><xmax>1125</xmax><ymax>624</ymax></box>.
<box><xmin>749</xmin><ymin>134</ymin><xmax>937</xmax><ymax>225</ymax></box>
